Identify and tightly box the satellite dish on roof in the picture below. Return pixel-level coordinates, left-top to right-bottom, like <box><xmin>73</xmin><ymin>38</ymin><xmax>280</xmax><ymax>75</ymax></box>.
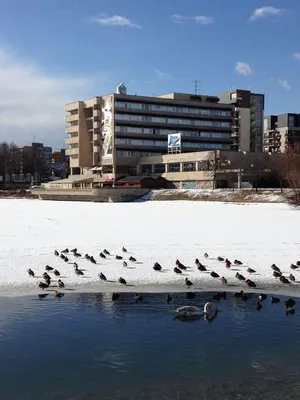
<box><xmin>117</xmin><ymin>82</ymin><xmax>127</xmax><ymax>95</ymax></box>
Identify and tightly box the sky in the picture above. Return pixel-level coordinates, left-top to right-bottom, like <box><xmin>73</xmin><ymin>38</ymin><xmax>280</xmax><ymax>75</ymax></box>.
<box><xmin>0</xmin><ymin>0</ymin><xmax>300</xmax><ymax>148</ymax></box>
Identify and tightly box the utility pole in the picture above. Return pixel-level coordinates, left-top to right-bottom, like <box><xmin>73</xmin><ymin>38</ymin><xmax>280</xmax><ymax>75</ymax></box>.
<box><xmin>193</xmin><ymin>80</ymin><xmax>200</xmax><ymax>95</ymax></box>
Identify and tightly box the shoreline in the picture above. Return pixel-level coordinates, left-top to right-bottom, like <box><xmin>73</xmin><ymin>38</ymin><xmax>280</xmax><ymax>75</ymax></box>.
<box><xmin>1</xmin><ymin>282</ymin><xmax>299</xmax><ymax>299</ymax></box>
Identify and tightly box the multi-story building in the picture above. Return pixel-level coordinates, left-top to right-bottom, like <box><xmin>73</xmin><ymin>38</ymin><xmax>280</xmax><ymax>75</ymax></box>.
<box><xmin>219</xmin><ymin>89</ymin><xmax>265</xmax><ymax>152</ymax></box>
<box><xmin>65</xmin><ymin>89</ymin><xmax>241</xmax><ymax>180</ymax></box>
<box><xmin>263</xmin><ymin>113</ymin><xmax>300</xmax><ymax>153</ymax></box>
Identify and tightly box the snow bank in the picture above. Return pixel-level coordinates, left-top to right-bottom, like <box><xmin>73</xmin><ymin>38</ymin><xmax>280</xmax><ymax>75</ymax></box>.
<box><xmin>0</xmin><ymin>199</ymin><xmax>299</xmax><ymax>296</ymax></box>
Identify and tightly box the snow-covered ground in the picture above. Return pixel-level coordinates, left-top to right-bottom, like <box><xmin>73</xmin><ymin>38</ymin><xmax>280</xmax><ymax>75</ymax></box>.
<box><xmin>0</xmin><ymin>199</ymin><xmax>300</xmax><ymax>297</ymax></box>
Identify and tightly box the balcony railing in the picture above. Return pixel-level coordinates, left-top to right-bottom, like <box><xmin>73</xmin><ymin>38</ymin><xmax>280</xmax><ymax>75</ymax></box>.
<box><xmin>66</xmin><ymin>148</ymin><xmax>79</xmax><ymax>156</ymax></box>
<box><xmin>65</xmin><ymin>137</ymin><xmax>79</xmax><ymax>145</ymax></box>
<box><xmin>65</xmin><ymin>114</ymin><xmax>79</xmax><ymax>123</ymax></box>
<box><xmin>66</xmin><ymin>126</ymin><xmax>78</xmax><ymax>134</ymax></box>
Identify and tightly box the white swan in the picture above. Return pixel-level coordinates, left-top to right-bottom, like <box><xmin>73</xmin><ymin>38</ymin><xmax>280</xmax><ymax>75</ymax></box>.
<box><xmin>203</xmin><ymin>302</ymin><xmax>217</xmax><ymax>320</ymax></box>
<box><xmin>175</xmin><ymin>306</ymin><xmax>202</xmax><ymax>317</ymax></box>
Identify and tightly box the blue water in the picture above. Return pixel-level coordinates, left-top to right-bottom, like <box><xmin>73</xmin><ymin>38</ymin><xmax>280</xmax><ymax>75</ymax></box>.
<box><xmin>0</xmin><ymin>291</ymin><xmax>299</xmax><ymax>400</ymax></box>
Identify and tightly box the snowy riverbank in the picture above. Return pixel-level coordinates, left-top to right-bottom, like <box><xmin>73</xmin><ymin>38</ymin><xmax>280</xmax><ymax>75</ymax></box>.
<box><xmin>0</xmin><ymin>199</ymin><xmax>299</xmax><ymax>297</ymax></box>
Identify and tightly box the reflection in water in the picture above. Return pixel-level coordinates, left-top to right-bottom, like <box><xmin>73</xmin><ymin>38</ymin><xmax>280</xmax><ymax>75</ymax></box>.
<box><xmin>0</xmin><ymin>291</ymin><xmax>299</xmax><ymax>400</ymax></box>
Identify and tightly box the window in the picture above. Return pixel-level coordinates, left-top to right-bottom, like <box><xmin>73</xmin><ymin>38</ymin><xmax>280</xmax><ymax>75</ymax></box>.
<box><xmin>288</xmin><ymin>115</ymin><xmax>295</xmax><ymax>127</ymax></box>
<box><xmin>198</xmin><ymin>161</ymin><xmax>210</xmax><ymax>171</ymax></box>
<box><xmin>103</xmin><ymin>165</ymin><xmax>113</xmax><ymax>174</ymax></box>
<box><xmin>154</xmin><ymin>164</ymin><xmax>165</xmax><ymax>173</ymax></box>
<box><xmin>183</xmin><ymin>162</ymin><xmax>196</xmax><ymax>172</ymax></box>
<box><xmin>141</xmin><ymin>165</ymin><xmax>152</xmax><ymax>174</ymax></box>
<box><xmin>128</xmin><ymin>166</ymin><xmax>137</xmax><ymax>176</ymax></box>
<box><xmin>168</xmin><ymin>163</ymin><xmax>180</xmax><ymax>173</ymax></box>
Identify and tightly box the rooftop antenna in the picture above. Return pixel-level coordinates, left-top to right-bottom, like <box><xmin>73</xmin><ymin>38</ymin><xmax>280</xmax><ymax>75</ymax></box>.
<box><xmin>193</xmin><ymin>80</ymin><xmax>200</xmax><ymax>95</ymax></box>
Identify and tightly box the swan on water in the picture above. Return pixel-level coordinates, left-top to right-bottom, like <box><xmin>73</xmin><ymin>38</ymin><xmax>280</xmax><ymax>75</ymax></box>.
<box><xmin>175</xmin><ymin>302</ymin><xmax>217</xmax><ymax>319</ymax></box>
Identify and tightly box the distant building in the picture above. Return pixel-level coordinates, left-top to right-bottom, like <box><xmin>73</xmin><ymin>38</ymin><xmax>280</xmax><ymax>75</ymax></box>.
<box><xmin>219</xmin><ymin>89</ymin><xmax>265</xmax><ymax>152</ymax></box>
<box><xmin>65</xmin><ymin>90</ymin><xmax>243</xmax><ymax>180</ymax></box>
<box><xmin>264</xmin><ymin>113</ymin><xmax>300</xmax><ymax>153</ymax></box>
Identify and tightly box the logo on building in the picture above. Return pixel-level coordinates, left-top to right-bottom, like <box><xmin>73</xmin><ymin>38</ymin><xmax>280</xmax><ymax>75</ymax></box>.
<box><xmin>168</xmin><ymin>133</ymin><xmax>181</xmax><ymax>148</ymax></box>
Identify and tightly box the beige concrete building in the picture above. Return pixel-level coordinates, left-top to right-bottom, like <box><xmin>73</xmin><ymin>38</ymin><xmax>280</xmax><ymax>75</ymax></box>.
<box><xmin>65</xmin><ymin>90</ymin><xmax>241</xmax><ymax>181</ymax></box>
<box><xmin>264</xmin><ymin>114</ymin><xmax>300</xmax><ymax>153</ymax></box>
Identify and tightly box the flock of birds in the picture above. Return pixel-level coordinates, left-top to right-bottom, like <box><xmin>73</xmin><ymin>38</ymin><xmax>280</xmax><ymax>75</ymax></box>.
<box><xmin>26</xmin><ymin>248</ymin><xmax>299</xmax><ymax>311</ymax></box>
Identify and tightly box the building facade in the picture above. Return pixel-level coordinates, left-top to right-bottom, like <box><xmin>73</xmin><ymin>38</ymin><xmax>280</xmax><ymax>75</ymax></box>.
<box><xmin>65</xmin><ymin>91</ymin><xmax>245</xmax><ymax>182</ymax></box>
<box><xmin>219</xmin><ymin>89</ymin><xmax>264</xmax><ymax>152</ymax></box>
<box><xmin>264</xmin><ymin>113</ymin><xmax>300</xmax><ymax>153</ymax></box>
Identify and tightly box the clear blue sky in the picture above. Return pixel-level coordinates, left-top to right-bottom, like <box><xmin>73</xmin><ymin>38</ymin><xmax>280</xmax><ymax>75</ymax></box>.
<box><xmin>0</xmin><ymin>0</ymin><xmax>299</xmax><ymax>147</ymax></box>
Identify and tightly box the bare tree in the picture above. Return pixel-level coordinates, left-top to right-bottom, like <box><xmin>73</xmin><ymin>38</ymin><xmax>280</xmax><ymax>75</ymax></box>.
<box><xmin>279</xmin><ymin>144</ymin><xmax>300</xmax><ymax>204</ymax></box>
<box><xmin>206</xmin><ymin>150</ymin><xmax>230</xmax><ymax>189</ymax></box>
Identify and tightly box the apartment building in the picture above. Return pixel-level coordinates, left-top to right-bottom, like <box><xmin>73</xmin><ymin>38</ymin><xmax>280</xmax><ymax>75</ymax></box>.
<box><xmin>65</xmin><ymin>89</ymin><xmax>242</xmax><ymax>179</ymax></box>
<box><xmin>264</xmin><ymin>113</ymin><xmax>300</xmax><ymax>153</ymax></box>
<box><xmin>219</xmin><ymin>89</ymin><xmax>264</xmax><ymax>152</ymax></box>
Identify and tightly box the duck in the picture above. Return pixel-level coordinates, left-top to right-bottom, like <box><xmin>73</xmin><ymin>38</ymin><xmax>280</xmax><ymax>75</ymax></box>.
<box><xmin>38</xmin><ymin>294</ymin><xmax>49</xmax><ymax>299</ymax></box>
<box><xmin>258</xmin><ymin>294</ymin><xmax>267</xmax><ymax>301</ymax></box>
<box><xmin>241</xmin><ymin>293</ymin><xmax>249</xmax><ymax>301</ymax></box>
<box><xmin>75</xmin><ymin>268</ymin><xmax>84</xmax><ymax>276</ymax></box>
<box><xmin>54</xmin><ymin>290</ymin><xmax>64</xmax><ymax>298</ymax></box>
<box><xmin>71</xmin><ymin>248</ymin><xmax>77</xmax><ymax>253</ymax></box>
<box><xmin>61</xmin><ymin>249</ymin><xmax>69</xmax><ymax>254</ymax></box>
<box><xmin>297</xmin><ymin>261</ymin><xmax>300</xmax><ymax>267</ymax></box>
<box><xmin>195</xmin><ymin>258</ymin><xmax>200</xmax><ymax>265</ymax></box>
<box><xmin>210</xmin><ymin>271</ymin><xmax>220</xmax><ymax>278</ymax></box>
<box><xmin>225</xmin><ymin>259</ymin><xmax>232</xmax><ymax>268</ymax></box>
<box><xmin>280</xmin><ymin>276</ymin><xmax>290</xmax><ymax>284</ymax></box>
<box><xmin>123</xmin><ymin>261</ymin><xmax>128</xmax><ymax>267</ymax></box>
<box><xmin>85</xmin><ymin>254</ymin><xmax>91</xmax><ymax>260</ymax></box>
<box><xmin>90</xmin><ymin>256</ymin><xmax>97</xmax><ymax>264</ymax></box>
<box><xmin>112</xmin><ymin>293</ymin><xmax>120</xmax><ymax>301</ymax></box>
<box><xmin>43</xmin><ymin>272</ymin><xmax>51</xmax><ymax>280</ymax></box>
<box><xmin>166</xmin><ymin>294</ymin><xmax>172</xmax><ymax>304</ymax></box>
<box><xmin>185</xmin><ymin>278</ymin><xmax>193</xmax><ymax>287</ymax></box>
<box><xmin>58</xmin><ymin>279</ymin><xmax>65</xmax><ymax>288</ymax></box>
<box><xmin>271</xmin><ymin>264</ymin><xmax>281</xmax><ymax>273</ymax></box>
<box><xmin>256</xmin><ymin>301</ymin><xmax>262</xmax><ymax>311</ymax></box>
<box><xmin>217</xmin><ymin>256</ymin><xmax>224</xmax><ymax>262</ymax></box>
<box><xmin>99</xmin><ymin>272</ymin><xmax>107</xmax><ymax>281</ymax></box>
<box><xmin>134</xmin><ymin>294</ymin><xmax>143</xmax><ymax>303</ymax></box>
<box><xmin>176</xmin><ymin>261</ymin><xmax>187</xmax><ymax>270</ymax></box>
<box><xmin>273</xmin><ymin>271</ymin><xmax>282</xmax><ymax>278</ymax></box>
<box><xmin>53</xmin><ymin>269</ymin><xmax>60</xmax><ymax>277</ymax></box>
<box><xmin>286</xmin><ymin>308</ymin><xmax>296</xmax><ymax>316</ymax></box>
<box><xmin>185</xmin><ymin>292</ymin><xmax>196</xmax><ymax>299</ymax></box>
<box><xmin>246</xmin><ymin>279</ymin><xmax>256</xmax><ymax>288</ymax></box>
<box><xmin>54</xmin><ymin>250</ymin><xmax>59</xmax><ymax>256</ymax></box>
<box><xmin>234</xmin><ymin>259</ymin><xmax>243</xmax><ymax>265</ymax></box>
<box><xmin>236</xmin><ymin>272</ymin><xmax>246</xmax><ymax>281</ymax></box>
<box><xmin>129</xmin><ymin>256</ymin><xmax>137</xmax><ymax>262</ymax></box>
<box><xmin>285</xmin><ymin>298</ymin><xmax>296</xmax><ymax>308</ymax></box>
<box><xmin>212</xmin><ymin>293</ymin><xmax>221</xmax><ymax>302</ymax></box>
<box><xmin>153</xmin><ymin>262</ymin><xmax>162</xmax><ymax>271</ymax></box>
<box><xmin>103</xmin><ymin>249</ymin><xmax>110</xmax><ymax>256</ymax></box>
<box><xmin>122</xmin><ymin>247</ymin><xmax>127</xmax><ymax>253</ymax></box>
<box><xmin>115</xmin><ymin>255</ymin><xmax>123</xmax><ymax>260</ymax></box>
<box><xmin>64</xmin><ymin>257</ymin><xmax>69</xmax><ymax>263</ymax></box>
<box><xmin>119</xmin><ymin>277</ymin><xmax>127</xmax><ymax>285</ymax></box>
<box><xmin>174</xmin><ymin>267</ymin><xmax>182</xmax><ymax>274</ymax></box>
<box><xmin>221</xmin><ymin>277</ymin><xmax>227</xmax><ymax>285</ymax></box>
<box><xmin>27</xmin><ymin>269</ymin><xmax>35</xmax><ymax>277</ymax></box>
<box><xmin>74</xmin><ymin>252</ymin><xmax>82</xmax><ymax>258</ymax></box>
<box><xmin>234</xmin><ymin>291</ymin><xmax>244</xmax><ymax>299</ymax></box>
<box><xmin>271</xmin><ymin>296</ymin><xmax>280</xmax><ymax>304</ymax></box>
<box><xmin>45</xmin><ymin>265</ymin><xmax>53</xmax><ymax>272</ymax></box>
<box><xmin>99</xmin><ymin>252</ymin><xmax>106</xmax><ymax>259</ymax></box>
<box><xmin>197</xmin><ymin>264</ymin><xmax>207</xmax><ymax>272</ymax></box>
<box><xmin>290</xmin><ymin>264</ymin><xmax>298</xmax><ymax>270</ymax></box>
<box><xmin>73</xmin><ymin>262</ymin><xmax>79</xmax><ymax>269</ymax></box>
<box><xmin>289</xmin><ymin>274</ymin><xmax>296</xmax><ymax>282</ymax></box>
<box><xmin>39</xmin><ymin>281</ymin><xmax>48</xmax><ymax>290</ymax></box>
<box><xmin>60</xmin><ymin>254</ymin><xmax>66</xmax><ymax>260</ymax></box>
<box><xmin>247</xmin><ymin>268</ymin><xmax>256</xmax><ymax>274</ymax></box>
<box><xmin>204</xmin><ymin>253</ymin><xmax>209</xmax><ymax>258</ymax></box>
<box><xmin>44</xmin><ymin>277</ymin><xmax>51</xmax><ymax>286</ymax></box>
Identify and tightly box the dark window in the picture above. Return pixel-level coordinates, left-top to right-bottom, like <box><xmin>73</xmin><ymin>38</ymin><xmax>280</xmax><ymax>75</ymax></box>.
<box><xmin>128</xmin><ymin>166</ymin><xmax>137</xmax><ymax>176</ymax></box>
<box><xmin>198</xmin><ymin>161</ymin><xmax>209</xmax><ymax>171</ymax></box>
<box><xmin>154</xmin><ymin>164</ymin><xmax>165</xmax><ymax>173</ymax></box>
<box><xmin>103</xmin><ymin>165</ymin><xmax>113</xmax><ymax>174</ymax></box>
<box><xmin>141</xmin><ymin>165</ymin><xmax>151</xmax><ymax>175</ymax></box>
<box><xmin>168</xmin><ymin>163</ymin><xmax>180</xmax><ymax>173</ymax></box>
<box><xmin>183</xmin><ymin>162</ymin><xmax>196</xmax><ymax>172</ymax></box>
